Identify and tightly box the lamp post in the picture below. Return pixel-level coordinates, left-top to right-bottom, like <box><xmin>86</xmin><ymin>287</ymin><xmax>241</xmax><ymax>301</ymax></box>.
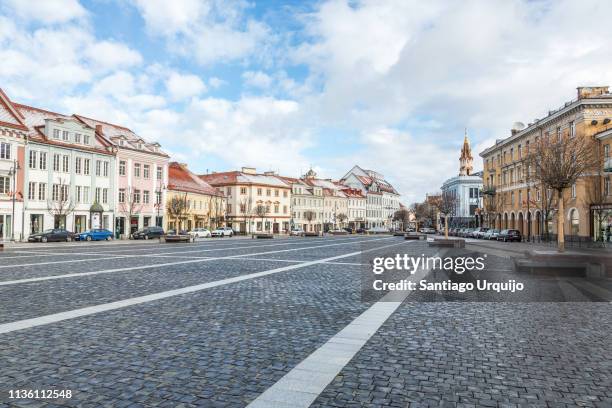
<box><xmin>155</xmin><ymin>182</ymin><xmax>166</xmax><ymax>227</ymax></box>
<box><xmin>8</xmin><ymin>159</ymin><xmax>20</xmax><ymax>242</ymax></box>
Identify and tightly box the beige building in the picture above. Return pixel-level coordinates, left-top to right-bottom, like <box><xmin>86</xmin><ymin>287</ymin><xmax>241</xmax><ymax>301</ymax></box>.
<box><xmin>200</xmin><ymin>167</ymin><xmax>291</xmax><ymax>234</ymax></box>
<box><xmin>301</xmin><ymin>171</ymin><xmax>348</xmax><ymax>231</ymax></box>
<box><xmin>282</xmin><ymin>173</ymin><xmax>324</xmax><ymax>233</ymax></box>
<box><xmin>480</xmin><ymin>86</ymin><xmax>612</xmax><ymax>241</ymax></box>
<box><xmin>342</xmin><ymin>187</ymin><xmax>366</xmax><ymax>230</ymax></box>
<box><xmin>165</xmin><ymin>162</ymin><xmax>225</xmax><ymax>232</ymax></box>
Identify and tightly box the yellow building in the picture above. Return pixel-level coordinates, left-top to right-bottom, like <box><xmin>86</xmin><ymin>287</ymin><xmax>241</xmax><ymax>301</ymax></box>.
<box><xmin>165</xmin><ymin>162</ymin><xmax>225</xmax><ymax>232</ymax></box>
<box><xmin>479</xmin><ymin>86</ymin><xmax>612</xmax><ymax>241</ymax></box>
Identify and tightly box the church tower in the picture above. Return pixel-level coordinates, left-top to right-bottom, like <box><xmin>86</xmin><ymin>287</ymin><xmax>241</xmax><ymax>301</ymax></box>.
<box><xmin>459</xmin><ymin>129</ymin><xmax>473</xmax><ymax>176</ymax></box>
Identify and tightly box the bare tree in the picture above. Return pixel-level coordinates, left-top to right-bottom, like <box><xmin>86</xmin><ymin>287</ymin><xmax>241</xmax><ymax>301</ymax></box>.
<box><xmin>166</xmin><ymin>193</ymin><xmax>190</xmax><ymax>232</ymax></box>
<box><xmin>47</xmin><ymin>178</ymin><xmax>75</xmax><ymax>230</ymax></box>
<box><xmin>410</xmin><ymin>201</ymin><xmax>431</xmax><ymax>232</ymax></box>
<box><xmin>303</xmin><ymin>210</ymin><xmax>316</xmax><ymax>232</ymax></box>
<box><xmin>430</xmin><ymin>191</ymin><xmax>458</xmax><ymax>239</ymax></box>
<box><xmin>253</xmin><ymin>204</ymin><xmax>268</xmax><ymax>233</ymax></box>
<box><xmin>119</xmin><ymin>186</ymin><xmax>144</xmax><ymax>235</ymax></box>
<box><xmin>393</xmin><ymin>208</ymin><xmax>411</xmax><ymax>231</ymax></box>
<box><xmin>336</xmin><ymin>213</ymin><xmax>348</xmax><ymax>228</ymax></box>
<box><xmin>528</xmin><ymin>132</ymin><xmax>597</xmax><ymax>251</ymax></box>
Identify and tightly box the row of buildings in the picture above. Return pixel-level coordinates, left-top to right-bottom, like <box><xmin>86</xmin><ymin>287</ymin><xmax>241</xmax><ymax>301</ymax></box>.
<box><xmin>435</xmin><ymin>86</ymin><xmax>612</xmax><ymax>241</ymax></box>
<box><xmin>0</xmin><ymin>88</ymin><xmax>401</xmax><ymax>240</ymax></box>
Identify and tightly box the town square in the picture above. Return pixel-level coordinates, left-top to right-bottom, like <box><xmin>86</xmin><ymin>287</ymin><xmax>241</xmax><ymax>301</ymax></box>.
<box><xmin>1</xmin><ymin>0</ymin><xmax>611</xmax><ymax>407</ymax></box>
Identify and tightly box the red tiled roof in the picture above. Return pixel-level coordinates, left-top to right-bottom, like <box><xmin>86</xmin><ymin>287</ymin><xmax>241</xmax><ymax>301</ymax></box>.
<box><xmin>168</xmin><ymin>162</ymin><xmax>223</xmax><ymax>196</ymax></box>
<box><xmin>199</xmin><ymin>171</ymin><xmax>240</xmax><ymax>185</ymax></box>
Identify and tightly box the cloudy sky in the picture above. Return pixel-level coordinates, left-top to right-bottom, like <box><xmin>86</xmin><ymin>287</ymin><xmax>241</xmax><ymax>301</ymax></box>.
<box><xmin>2</xmin><ymin>0</ymin><xmax>612</xmax><ymax>203</ymax></box>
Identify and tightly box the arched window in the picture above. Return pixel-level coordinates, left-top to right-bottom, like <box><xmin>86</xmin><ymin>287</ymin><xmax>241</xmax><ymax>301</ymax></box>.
<box><xmin>569</xmin><ymin>209</ymin><xmax>579</xmax><ymax>235</ymax></box>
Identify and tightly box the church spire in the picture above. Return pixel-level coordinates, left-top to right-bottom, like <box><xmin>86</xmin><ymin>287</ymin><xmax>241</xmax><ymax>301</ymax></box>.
<box><xmin>459</xmin><ymin>129</ymin><xmax>473</xmax><ymax>176</ymax></box>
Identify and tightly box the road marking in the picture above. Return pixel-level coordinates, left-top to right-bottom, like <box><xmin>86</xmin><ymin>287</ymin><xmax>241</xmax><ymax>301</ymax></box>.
<box><xmin>0</xmin><ymin>240</ymin><xmax>410</xmax><ymax>335</ymax></box>
<box><xmin>1</xmin><ymin>236</ymin><xmax>367</xmax><ymax>264</ymax></box>
<box><xmin>246</xmin><ymin>254</ymin><xmax>436</xmax><ymax>408</ymax></box>
<box><xmin>0</xmin><ymin>237</ymin><xmax>393</xmax><ymax>286</ymax></box>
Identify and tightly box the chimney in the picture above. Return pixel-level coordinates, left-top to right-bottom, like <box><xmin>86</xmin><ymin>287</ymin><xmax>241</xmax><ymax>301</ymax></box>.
<box><xmin>95</xmin><ymin>124</ymin><xmax>103</xmax><ymax>134</ymax></box>
<box><xmin>264</xmin><ymin>171</ymin><xmax>277</xmax><ymax>176</ymax></box>
<box><xmin>242</xmin><ymin>167</ymin><xmax>257</xmax><ymax>175</ymax></box>
<box><xmin>577</xmin><ymin>86</ymin><xmax>609</xmax><ymax>100</ymax></box>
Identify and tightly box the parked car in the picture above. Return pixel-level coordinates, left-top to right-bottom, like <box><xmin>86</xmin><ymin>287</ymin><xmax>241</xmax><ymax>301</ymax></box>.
<box><xmin>483</xmin><ymin>229</ymin><xmax>500</xmax><ymax>240</ymax></box>
<box><xmin>290</xmin><ymin>228</ymin><xmax>305</xmax><ymax>236</ymax></box>
<box><xmin>78</xmin><ymin>229</ymin><xmax>113</xmax><ymax>241</ymax></box>
<box><xmin>132</xmin><ymin>226</ymin><xmax>165</xmax><ymax>240</ymax></box>
<box><xmin>497</xmin><ymin>229</ymin><xmax>522</xmax><ymax>242</ymax></box>
<box><xmin>355</xmin><ymin>228</ymin><xmax>366</xmax><ymax>234</ymax></box>
<box><xmin>211</xmin><ymin>227</ymin><xmax>234</xmax><ymax>237</ymax></box>
<box><xmin>28</xmin><ymin>228</ymin><xmax>76</xmax><ymax>243</ymax></box>
<box><xmin>189</xmin><ymin>228</ymin><xmax>211</xmax><ymax>238</ymax></box>
<box><xmin>343</xmin><ymin>227</ymin><xmax>354</xmax><ymax>234</ymax></box>
<box><xmin>472</xmin><ymin>227</ymin><xmax>489</xmax><ymax>239</ymax></box>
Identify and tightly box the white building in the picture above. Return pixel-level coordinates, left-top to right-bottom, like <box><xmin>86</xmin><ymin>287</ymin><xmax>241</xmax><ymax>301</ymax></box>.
<box><xmin>17</xmin><ymin>104</ymin><xmax>117</xmax><ymax>237</ymax></box>
<box><xmin>440</xmin><ymin>132</ymin><xmax>483</xmax><ymax>227</ymax></box>
<box><xmin>301</xmin><ymin>172</ymin><xmax>349</xmax><ymax>231</ymax></box>
<box><xmin>341</xmin><ymin>165</ymin><xmax>401</xmax><ymax>228</ymax></box>
<box><xmin>342</xmin><ymin>187</ymin><xmax>367</xmax><ymax>230</ymax></box>
<box><xmin>0</xmin><ymin>89</ymin><xmax>27</xmax><ymax>241</ymax></box>
<box><xmin>282</xmin><ymin>173</ymin><xmax>324</xmax><ymax>233</ymax></box>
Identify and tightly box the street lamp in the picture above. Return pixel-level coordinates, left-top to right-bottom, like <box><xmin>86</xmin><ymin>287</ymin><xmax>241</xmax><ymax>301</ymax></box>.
<box><xmin>8</xmin><ymin>159</ymin><xmax>20</xmax><ymax>242</ymax></box>
<box><xmin>155</xmin><ymin>182</ymin><xmax>166</xmax><ymax>227</ymax></box>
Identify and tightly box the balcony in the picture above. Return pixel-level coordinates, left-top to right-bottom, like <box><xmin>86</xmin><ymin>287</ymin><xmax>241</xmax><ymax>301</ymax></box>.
<box><xmin>605</xmin><ymin>157</ymin><xmax>612</xmax><ymax>173</ymax></box>
<box><xmin>481</xmin><ymin>186</ymin><xmax>496</xmax><ymax>196</ymax></box>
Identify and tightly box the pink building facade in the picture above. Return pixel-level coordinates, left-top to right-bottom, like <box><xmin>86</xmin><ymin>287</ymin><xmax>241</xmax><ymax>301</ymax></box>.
<box><xmin>75</xmin><ymin>116</ymin><xmax>169</xmax><ymax>237</ymax></box>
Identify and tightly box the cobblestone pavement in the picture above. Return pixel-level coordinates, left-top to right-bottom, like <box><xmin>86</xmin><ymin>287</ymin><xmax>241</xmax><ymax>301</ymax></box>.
<box><xmin>0</xmin><ymin>236</ymin><xmax>610</xmax><ymax>407</ymax></box>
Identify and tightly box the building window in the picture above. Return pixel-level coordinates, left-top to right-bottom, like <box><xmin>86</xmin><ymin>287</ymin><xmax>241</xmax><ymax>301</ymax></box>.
<box><xmin>102</xmin><ymin>188</ymin><xmax>108</xmax><ymax>204</ymax></box>
<box><xmin>96</xmin><ymin>160</ymin><xmax>101</xmax><ymax>176</ymax></box>
<box><xmin>134</xmin><ymin>163</ymin><xmax>141</xmax><ymax>178</ymax></box>
<box><xmin>62</xmin><ymin>130</ymin><xmax>69</xmax><ymax>141</ymax></box>
<box><xmin>274</xmin><ymin>204</ymin><xmax>279</xmax><ymax>213</ymax></box>
<box><xmin>62</xmin><ymin>155</ymin><xmax>69</xmax><ymax>172</ymax></box>
<box><xmin>83</xmin><ymin>186</ymin><xmax>89</xmax><ymax>203</ymax></box>
<box><xmin>39</xmin><ymin>152</ymin><xmax>47</xmax><ymax>170</ymax></box>
<box><xmin>227</xmin><ymin>204</ymin><xmax>232</xmax><ymax>213</ymax></box>
<box><xmin>119</xmin><ymin>188</ymin><xmax>126</xmax><ymax>203</ymax></box>
<box><xmin>84</xmin><ymin>159</ymin><xmax>90</xmax><ymax>175</ymax></box>
<box><xmin>156</xmin><ymin>165</ymin><xmax>163</xmax><ymax>180</ymax></box>
<box><xmin>38</xmin><ymin>183</ymin><xmax>46</xmax><ymax>201</ymax></box>
<box><xmin>83</xmin><ymin>134</ymin><xmax>90</xmax><ymax>145</ymax></box>
<box><xmin>52</xmin><ymin>184</ymin><xmax>59</xmax><ymax>201</ymax></box>
<box><xmin>0</xmin><ymin>176</ymin><xmax>9</xmax><ymax>194</ymax></box>
<box><xmin>53</xmin><ymin>129</ymin><xmax>60</xmax><ymax>139</ymax></box>
<box><xmin>275</xmin><ymin>189</ymin><xmax>279</xmax><ymax>197</ymax></box>
<box><xmin>103</xmin><ymin>161</ymin><xmax>109</xmax><ymax>177</ymax></box>
<box><xmin>119</xmin><ymin>160</ymin><xmax>126</xmax><ymax>176</ymax></box>
<box><xmin>74</xmin><ymin>133</ymin><xmax>81</xmax><ymax>143</ymax></box>
<box><xmin>156</xmin><ymin>191</ymin><xmax>162</xmax><ymax>204</ymax></box>
<box><xmin>0</xmin><ymin>142</ymin><xmax>11</xmax><ymax>160</ymax></box>
<box><xmin>95</xmin><ymin>188</ymin><xmax>101</xmax><ymax>203</ymax></box>
<box><xmin>133</xmin><ymin>189</ymin><xmax>141</xmax><ymax>203</ymax></box>
<box><xmin>240</xmin><ymin>187</ymin><xmax>247</xmax><ymax>195</ymax></box>
<box><xmin>605</xmin><ymin>177</ymin><xmax>611</xmax><ymax>196</ymax></box>
<box><xmin>76</xmin><ymin>186</ymin><xmax>82</xmax><ymax>203</ymax></box>
<box><xmin>257</xmin><ymin>188</ymin><xmax>262</xmax><ymax>196</ymax></box>
<box><xmin>605</xmin><ymin>144</ymin><xmax>610</xmax><ymax>158</ymax></box>
<box><xmin>571</xmin><ymin>183</ymin><xmax>576</xmax><ymax>198</ymax></box>
<box><xmin>75</xmin><ymin>157</ymin><xmax>81</xmax><ymax>174</ymax></box>
<box><xmin>143</xmin><ymin>190</ymin><xmax>150</xmax><ymax>204</ymax></box>
<box><xmin>53</xmin><ymin>154</ymin><xmax>60</xmax><ymax>171</ymax></box>
<box><xmin>28</xmin><ymin>182</ymin><xmax>36</xmax><ymax>200</ymax></box>
<box><xmin>569</xmin><ymin>121</ymin><xmax>575</xmax><ymax>138</ymax></box>
<box><xmin>29</xmin><ymin>150</ymin><xmax>37</xmax><ymax>169</ymax></box>
<box><xmin>283</xmin><ymin>205</ymin><xmax>287</xmax><ymax>214</ymax></box>
<box><xmin>143</xmin><ymin>164</ymin><xmax>150</xmax><ymax>179</ymax></box>
<box><xmin>240</xmin><ymin>203</ymin><xmax>246</xmax><ymax>213</ymax></box>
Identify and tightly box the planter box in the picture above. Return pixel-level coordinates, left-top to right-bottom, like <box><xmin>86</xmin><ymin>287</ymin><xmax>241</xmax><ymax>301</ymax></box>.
<box><xmin>404</xmin><ymin>233</ymin><xmax>426</xmax><ymax>241</ymax></box>
<box><xmin>163</xmin><ymin>235</ymin><xmax>194</xmax><ymax>243</ymax></box>
<box><xmin>428</xmin><ymin>238</ymin><xmax>465</xmax><ymax>248</ymax></box>
<box><xmin>253</xmin><ymin>233</ymin><xmax>274</xmax><ymax>239</ymax></box>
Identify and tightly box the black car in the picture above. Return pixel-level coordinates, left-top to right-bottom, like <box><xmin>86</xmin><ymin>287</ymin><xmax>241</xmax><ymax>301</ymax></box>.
<box><xmin>28</xmin><ymin>228</ymin><xmax>76</xmax><ymax>243</ymax></box>
<box><xmin>131</xmin><ymin>226</ymin><xmax>165</xmax><ymax>240</ymax></box>
<box><xmin>355</xmin><ymin>228</ymin><xmax>366</xmax><ymax>234</ymax></box>
<box><xmin>497</xmin><ymin>229</ymin><xmax>522</xmax><ymax>242</ymax></box>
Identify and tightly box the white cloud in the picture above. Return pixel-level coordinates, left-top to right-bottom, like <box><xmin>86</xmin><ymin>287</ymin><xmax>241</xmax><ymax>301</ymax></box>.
<box><xmin>165</xmin><ymin>72</ymin><xmax>206</xmax><ymax>101</ymax></box>
<box><xmin>85</xmin><ymin>41</ymin><xmax>143</xmax><ymax>71</ymax></box>
<box><xmin>242</xmin><ymin>71</ymin><xmax>272</xmax><ymax>89</ymax></box>
<box><xmin>3</xmin><ymin>0</ymin><xmax>87</xmax><ymax>24</ymax></box>
<box><xmin>131</xmin><ymin>0</ymin><xmax>271</xmax><ymax>65</ymax></box>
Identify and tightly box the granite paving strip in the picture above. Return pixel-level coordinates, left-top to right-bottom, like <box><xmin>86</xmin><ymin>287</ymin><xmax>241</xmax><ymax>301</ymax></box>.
<box><xmin>0</xmin><ymin>239</ymin><xmax>406</xmax><ymax>334</ymax></box>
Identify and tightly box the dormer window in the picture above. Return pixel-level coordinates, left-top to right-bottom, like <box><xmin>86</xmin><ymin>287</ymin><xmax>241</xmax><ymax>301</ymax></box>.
<box><xmin>62</xmin><ymin>130</ymin><xmax>69</xmax><ymax>141</ymax></box>
<box><xmin>138</xmin><ymin>143</ymin><xmax>143</xmax><ymax>150</ymax></box>
<box><xmin>53</xmin><ymin>129</ymin><xmax>60</xmax><ymax>139</ymax></box>
<box><xmin>83</xmin><ymin>135</ymin><xmax>90</xmax><ymax>145</ymax></box>
<box><xmin>74</xmin><ymin>133</ymin><xmax>81</xmax><ymax>144</ymax></box>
